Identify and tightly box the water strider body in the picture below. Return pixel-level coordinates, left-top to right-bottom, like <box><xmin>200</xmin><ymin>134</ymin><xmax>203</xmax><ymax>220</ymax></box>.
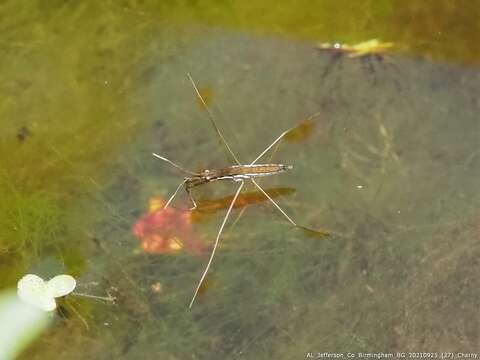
<box><xmin>185</xmin><ymin>164</ymin><xmax>292</xmax><ymax>200</ymax></box>
<box><xmin>153</xmin><ymin>144</ymin><xmax>295</xmax><ymax>211</ymax></box>
<box><xmin>153</xmin><ymin>73</ymin><xmax>328</xmax><ymax>308</ymax></box>
<box><xmin>195</xmin><ymin>164</ymin><xmax>293</xmax><ymax>182</ymax></box>
<box><xmin>153</xmin><ymin>160</ymin><xmax>294</xmax><ymax>211</ymax></box>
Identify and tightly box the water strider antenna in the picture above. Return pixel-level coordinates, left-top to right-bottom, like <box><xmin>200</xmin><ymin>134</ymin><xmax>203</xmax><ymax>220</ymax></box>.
<box><xmin>152</xmin><ymin>153</ymin><xmax>200</xmax><ymax>176</ymax></box>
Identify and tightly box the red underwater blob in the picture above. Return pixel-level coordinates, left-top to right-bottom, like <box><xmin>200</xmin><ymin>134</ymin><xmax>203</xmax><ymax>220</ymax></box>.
<box><xmin>132</xmin><ymin>197</ymin><xmax>205</xmax><ymax>255</ymax></box>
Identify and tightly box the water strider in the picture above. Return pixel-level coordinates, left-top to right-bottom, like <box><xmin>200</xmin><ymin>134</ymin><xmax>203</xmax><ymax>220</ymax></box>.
<box><xmin>153</xmin><ymin>73</ymin><xmax>328</xmax><ymax>308</ymax></box>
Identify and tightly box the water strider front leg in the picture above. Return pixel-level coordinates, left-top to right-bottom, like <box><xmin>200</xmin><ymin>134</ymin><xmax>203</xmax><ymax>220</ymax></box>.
<box><xmin>184</xmin><ymin>181</ymin><xmax>198</xmax><ymax>210</ymax></box>
<box><xmin>163</xmin><ymin>179</ymin><xmax>188</xmax><ymax>209</ymax></box>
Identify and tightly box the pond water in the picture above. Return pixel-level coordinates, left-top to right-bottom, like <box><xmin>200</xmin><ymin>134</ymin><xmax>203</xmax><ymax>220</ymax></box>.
<box><xmin>1</xmin><ymin>1</ymin><xmax>479</xmax><ymax>359</ymax></box>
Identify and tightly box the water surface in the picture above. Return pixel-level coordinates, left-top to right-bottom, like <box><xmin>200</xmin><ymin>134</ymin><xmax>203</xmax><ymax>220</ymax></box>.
<box><xmin>1</xmin><ymin>1</ymin><xmax>479</xmax><ymax>358</ymax></box>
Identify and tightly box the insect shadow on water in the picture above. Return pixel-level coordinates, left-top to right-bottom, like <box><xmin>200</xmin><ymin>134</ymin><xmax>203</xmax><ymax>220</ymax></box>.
<box><xmin>153</xmin><ymin>73</ymin><xmax>329</xmax><ymax>308</ymax></box>
<box><xmin>17</xmin><ymin>125</ymin><xmax>32</xmax><ymax>143</ymax></box>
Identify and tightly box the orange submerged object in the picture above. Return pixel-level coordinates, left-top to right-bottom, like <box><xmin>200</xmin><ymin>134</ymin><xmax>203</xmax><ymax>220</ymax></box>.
<box><xmin>132</xmin><ymin>197</ymin><xmax>205</xmax><ymax>255</ymax></box>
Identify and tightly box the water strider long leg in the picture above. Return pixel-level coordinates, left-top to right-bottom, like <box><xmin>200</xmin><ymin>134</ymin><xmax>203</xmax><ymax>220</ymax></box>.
<box><xmin>250</xmin><ymin>127</ymin><xmax>297</xmax><ymax>165</ymax></box>
<box><xmin>251</xmin><ymin>112</ymin><xmax>322</xmax><ymax>165</ymax></box>
<box><xmin>266</xmin><ymin>112</ymin><xmax>321</xmax><ymax>163</ymax></box>
<box><xmin>189</xmin><ymin>180</ymin><xmax>245</xmax><ymax>308</ymax></box>
<box><xmin>251</xmin><ymin>179</ymin><xmax>330</xmax><ymax>238</ymax></box>
<box><xmin>228</xmin><ymin>206</ymin><xmax>247</xmax><ymax>231</ymax></box>
<box><xmin>250</xmin><ymin>179</ymin><xmax>297</xmax><ymax>227</ymax></box>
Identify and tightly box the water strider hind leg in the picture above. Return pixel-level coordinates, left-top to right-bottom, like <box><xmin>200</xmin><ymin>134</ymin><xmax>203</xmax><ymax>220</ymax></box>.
<box><xmin>250</xmin><ymin>179</ymin><xmax>297</xmax><ymax>226</ymax></box>
<box><xmin>250</xmin><ymin>179</ymin><xmax>329</xmax><ymax>238</ymax></box>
